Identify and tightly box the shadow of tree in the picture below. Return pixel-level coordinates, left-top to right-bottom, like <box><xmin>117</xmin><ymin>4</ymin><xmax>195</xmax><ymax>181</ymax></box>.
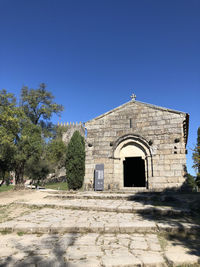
<box><xmin>127</xmin><ymin>190</ymin><xmax>200</xmax><ymax>257</ymax></box>
<box><xmin>0</xmin><ymin>233</ymin><xmax>78</xmax><ymax>267</ymax></box>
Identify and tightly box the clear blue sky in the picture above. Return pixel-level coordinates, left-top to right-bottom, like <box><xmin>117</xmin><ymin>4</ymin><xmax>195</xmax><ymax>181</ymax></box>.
<box><xmin>0</xmin><ymin>0</ymin><xmax>199</xmax><ymax>175</ymax></box>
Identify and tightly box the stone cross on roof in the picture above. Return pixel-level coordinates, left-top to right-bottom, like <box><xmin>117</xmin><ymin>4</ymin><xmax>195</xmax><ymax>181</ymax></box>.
<box><xmin>131</xmin><ymin>93</ymin><xmax>136</xmax><ymax>100</ymax></box>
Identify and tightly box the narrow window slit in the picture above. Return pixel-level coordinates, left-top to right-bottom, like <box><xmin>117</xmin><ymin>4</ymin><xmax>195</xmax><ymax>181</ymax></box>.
<box><xmin>130</xmin><ymin>118</ymin><xmax>132</xmax><ymax>128</ymax></box>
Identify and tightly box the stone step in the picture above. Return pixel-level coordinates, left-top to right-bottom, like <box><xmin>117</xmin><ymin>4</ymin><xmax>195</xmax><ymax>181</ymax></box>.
<box><xmin>44</xmin><ymin>191</ymin><xmax>192</xmax><ymax>206</ymax></box>
<box><xmin>46</xmin><ymin>191</ymin><xmax>173</xmax><ymax>199</ymax></box>
<box><xmin>0</xmin><ymin>222</ymin><xmax>158</xmax><ymax>234</ymax></box>
<box><xmin>46</xmin><ymin>188</ymin><xmax>149</xmax><ymax>194</ymax></box>
<box><xmin>45</xmin><ymin>193</ymin><xmax>160</xmax><ymax>201</ymax></box>
<box><xmin>16</xmin><ymin>199</ymin><xmax>191</xmax><ymax>216</ymax></box>
<box><xmin>1</xmin><ymin>222</ymin><xmax>199</xmax><ymax>235</ymax></box>
<box><xmin>0</xmin><ymin>207</ymin><xmax>199</xmax><ymax>235</ymax></box>
<box><xmin>46</xmin><ymin>193</ymin><xmax>134</xmax><ymax>200</ymax></box>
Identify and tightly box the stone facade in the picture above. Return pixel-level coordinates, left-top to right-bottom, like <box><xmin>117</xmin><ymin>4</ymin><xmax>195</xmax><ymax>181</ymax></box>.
<box><xmin>84</xmin><ymin>99</ymin><xmax>189</xmax><ymax>191</ymax></box>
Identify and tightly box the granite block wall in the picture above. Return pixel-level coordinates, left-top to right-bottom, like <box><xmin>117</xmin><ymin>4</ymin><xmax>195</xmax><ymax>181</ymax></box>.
<box><xmin>84</xmin><ymin>100</ymin><xmax>188</xmax><ymax>191</ymax></box>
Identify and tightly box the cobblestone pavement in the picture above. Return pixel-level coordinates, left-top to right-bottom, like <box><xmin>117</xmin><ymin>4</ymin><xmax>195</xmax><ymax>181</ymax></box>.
<box><xmin>0</xmin><ymin>233</ymin><xmax>166</xmax><ymax>267</ymax></box>
<box><xmin>0</xmin><ymin>190</ymin><xmax>200</xmax><ymax>266</ymax></box>
<box><xmin>1</xmin><ymin>232</ymin><xmax>200</xmax><ymax>267</ymax></box>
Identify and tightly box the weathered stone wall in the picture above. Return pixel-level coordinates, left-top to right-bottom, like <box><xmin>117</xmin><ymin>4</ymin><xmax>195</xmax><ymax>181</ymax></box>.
<box><xmin>62</xmin><ymin>122</ymin><xmax>85</xmax><ymax>144</ymax></box>
<box><xmin>85</xmin><ymin>100</ymin><xmax>188</xmax><ymax>191</ymax></box>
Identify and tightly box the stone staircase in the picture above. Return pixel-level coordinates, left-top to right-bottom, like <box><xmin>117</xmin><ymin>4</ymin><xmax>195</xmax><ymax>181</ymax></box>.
<box><xmin>0</xmin><ymin>190</ymin><xmax>200</xmax><ymax>266</ymax></box>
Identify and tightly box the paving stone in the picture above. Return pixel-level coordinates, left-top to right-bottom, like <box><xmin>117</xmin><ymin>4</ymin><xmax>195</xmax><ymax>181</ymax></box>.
<box><xmin>134</xmin><ymin>251</ymin><xmax>167</xmax><ymax>267</ymax></box>
<box><xmin>73</xmin><ymin>233</ymin><xmax>98</xmax><ymax>246</ymax></box>
<box><xmin>118</xmin><ymin>237</ymin><xmax>130</xmax><ymax>247</ymax></box>
<box><xmin>165</xmin><ymin>244</ymin><xmax>200</xmax><ymax>266</ymax></box>
<box><xmin>130</xmin><ymin>239</ymin><xmax>148</xmax><ymax>250</ymax></box>
<box><xmin>67</xmin><ymin>258</ymin><xmax>101</xmax><ymax>267</ymax></box>
<box><xmin>66</xmin><ymin>245</ymin><xmax>103</xmax><ymax>260</ymax></box>
<box><xmin>148</xmin><ymin>242</ymin><xmax>162</xmax><ymax>252</ymax></box>
<box><xmin>101</xmin><ymin>254</ymin><xmax>142</xmax><ymax>266</ymax></box>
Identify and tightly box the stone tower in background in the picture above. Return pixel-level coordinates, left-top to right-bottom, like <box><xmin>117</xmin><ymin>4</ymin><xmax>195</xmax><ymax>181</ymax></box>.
<box><xmin>58</xmin><ymin>122</ymin><xmax>85</xmax><ymax>145</ymax></box>
<box><xmin>47</xmin><ymin>122</ymin><xmax>85</xmax><ymax>182</ymax></box>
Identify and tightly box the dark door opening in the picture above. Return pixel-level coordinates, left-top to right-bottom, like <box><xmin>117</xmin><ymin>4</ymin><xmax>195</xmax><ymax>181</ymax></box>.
<box><xmin>123</xmin><ymin>157</ymin><xmax>146</xmax><ymax>187</ymax></box>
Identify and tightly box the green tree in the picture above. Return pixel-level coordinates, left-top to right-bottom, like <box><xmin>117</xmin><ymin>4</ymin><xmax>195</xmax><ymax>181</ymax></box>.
<box><xmin>66</xmin><ymin>131</ymin><xmax>85</xmax><ymax>190</ymax></box>
<box><xmin>14</xmin><ymin>122</ymin><xmax>44</xmax><ymax>185</ymax></box>
<box><xmin>0</xmin><ymin>90</ymin><xmax>20</xmax><ymax>140</ymax></box>
<box><xmin>15</xmin><ymin>84</ymin><xmax>64</xmax><ymax>185</ymax></box>
<box><xmin>46</xmin><ymin>126</ymin><xmax>67</xmax><ymax>171</ymax></box>
<box><xmin>25</xmin><ymin>157</ymin><xmax>50</xmax><ymax>187</ymax></box>
<box><xmin>0</xmin><ymin>84</ymin><xmax>64</xmax><ymax>187</ymax></box>
<box><xmin>193</xmin><ymin>127</ymin><xmax>200</xmax><ymax>186</ymax></box>
<box><xmin>21</xmin><ymin>83</ymin><xmax>63</xmax><ymax>136</ymax></box>
<box><xmin>47</xmin><ymin>139</ymin><xmax>67</xmax><ymax>170</ymax></box>
<box><xmin>0</xmin><ymin>142</ymin><xmax>15</xmax><ymax>186</ymax></box>
<box><xmin>0</xmin><ymin>90</ymin><xmax>19</xmax><ymax>186</ymax></box>
<box><xmin>186</xmin><ymin>173</ymin><xmax>197</xmax><ymax>191</ymax></box>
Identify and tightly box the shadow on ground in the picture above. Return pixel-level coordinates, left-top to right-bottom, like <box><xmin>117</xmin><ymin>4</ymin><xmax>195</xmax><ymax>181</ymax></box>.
<box><xmin>127</xmin><ymin>190</ymin><xmax>200</xmax><ymax>257</ymax></box>
<box><xmin>0</xmin><ymin>233</ymin><xmax>78</xmax><ymax>267</ymax></box>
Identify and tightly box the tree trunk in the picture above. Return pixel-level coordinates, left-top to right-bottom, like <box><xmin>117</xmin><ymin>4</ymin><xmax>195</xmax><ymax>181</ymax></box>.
<box><xmin>14</xmin><ymin>164</ymin><xmax>25</xmax><ymax>190</ymax></box>
<box><xmin>0</xmin><ymin>177</ymin><xmax>5</xmax><ymax>187</ymax></box>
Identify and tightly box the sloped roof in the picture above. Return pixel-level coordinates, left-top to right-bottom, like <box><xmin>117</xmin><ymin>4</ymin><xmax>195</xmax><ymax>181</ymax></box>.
<box><xmin>86</xmin><ymin>99</ymin><xmax>189</xmax><ymax>145</ymax></box>
<box><xmin>86</xmin><ymin>99</ymin><xmax>188</xmax><ymax>124</ymax></box>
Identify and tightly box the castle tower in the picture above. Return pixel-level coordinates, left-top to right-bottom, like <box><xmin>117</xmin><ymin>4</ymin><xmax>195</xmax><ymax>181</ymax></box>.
<box><xmin>60</xmin><ymin>122</ymin><xmax>85</xmax><ymax>145</ymax></box>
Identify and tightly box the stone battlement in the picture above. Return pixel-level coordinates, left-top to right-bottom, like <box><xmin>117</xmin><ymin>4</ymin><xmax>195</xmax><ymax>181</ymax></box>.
<box><xmin>57</xmin><ymin>121</ymin><xmax>84</xmax><ymax>127</ymax></box>
<box><xmin>59</xmin><ymin>121</ymin><xmax>85</xmax><ymax>145</ymax></box>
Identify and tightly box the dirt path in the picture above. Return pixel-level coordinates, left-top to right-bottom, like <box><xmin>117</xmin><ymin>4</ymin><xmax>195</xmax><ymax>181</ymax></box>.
<box><xmin>0</xmin><ymin>189</ymin><xmax>50</xmax><ymax>205</ymax></box>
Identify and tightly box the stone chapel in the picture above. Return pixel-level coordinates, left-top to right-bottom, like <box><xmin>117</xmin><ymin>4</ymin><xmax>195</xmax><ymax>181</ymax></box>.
<box><xmin>84</xmin><ymin>96</ymin><xmax>189</xmax><ymax>191</ymax></box>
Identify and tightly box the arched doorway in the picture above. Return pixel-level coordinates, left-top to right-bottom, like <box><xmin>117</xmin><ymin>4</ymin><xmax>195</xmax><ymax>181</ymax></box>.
<box><xmin>113</xmin><ymin>135</ymin><xmax>152</xmax><ymax>189</ymax></box>
<box><xmin>123</xmin><ymin>157</ymin><xmax>145</xmax><ymax>187</ymax></box>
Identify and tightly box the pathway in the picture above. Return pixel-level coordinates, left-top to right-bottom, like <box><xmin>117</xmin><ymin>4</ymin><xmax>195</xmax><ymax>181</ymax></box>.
<box><xmin>0</xmin><ymin>190</ymin><xmax>200</xmax><ymax>266</ymax></box>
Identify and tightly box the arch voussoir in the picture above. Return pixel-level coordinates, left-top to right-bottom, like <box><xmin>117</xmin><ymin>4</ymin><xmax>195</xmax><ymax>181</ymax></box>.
<box><xmin>113</xmin><ymin>134</ymin><xmax>153</xmax><ymax>189</ymax></box>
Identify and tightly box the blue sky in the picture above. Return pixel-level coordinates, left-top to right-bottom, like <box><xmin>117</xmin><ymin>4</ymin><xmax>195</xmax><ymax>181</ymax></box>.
<box><xmin>0</xmin><ymin>0</ymin><xmax>199</xmax><ymax>175</ymax></box>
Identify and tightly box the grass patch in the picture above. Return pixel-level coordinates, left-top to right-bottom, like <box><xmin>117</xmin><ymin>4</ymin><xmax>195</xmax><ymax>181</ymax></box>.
<box><xmin>158</xmin><ymin>233</ymin><xmax>168</xmax><ymax>250</ymax></box>
<box><xmin>17</xmin><ymin>231</ymin><xmax>24</xmax><ymax>236</ymax></box>
<box><xmin>36</xmin><ymin>233</ymin><xmax>44</xmax><ymax>237</ymax></box>
<box><xmin>0</xmin><ymin>206</ymin><xmax>8</xmax><ymax>222</ymax></box>
<box><xmin>0</xmin><ymin>185</ymin><xmax>14</xmax><ymax>193</ymax></box>
<box><xmin>44</xmin><ymin>182</ymin><xmax>68</xmax><ymax>191</ymax></box>
<box><xmin>0</xmin><ymin>230</ymin><xmax>12</xmax><ymax>235</ymax></box>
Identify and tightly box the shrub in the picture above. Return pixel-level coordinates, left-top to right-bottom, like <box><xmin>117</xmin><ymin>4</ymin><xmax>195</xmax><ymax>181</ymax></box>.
<box><xmin>196</xmin><ymin>173</ymin><xmax>200</xmax><ymax>188</ymax></box>
<box><xmin>66</xmin><ymin>131</ymin><xmax>85</xmax><ymax>190</ymax></box>
<box><xmin>186</xmin><ymin>173</ymin><xmax>197</xmax><ymax>191</ymax></box>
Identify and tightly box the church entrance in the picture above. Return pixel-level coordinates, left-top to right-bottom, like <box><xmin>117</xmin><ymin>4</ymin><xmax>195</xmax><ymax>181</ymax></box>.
<box><xmin>113</xmin><ymin>135</ymin><xmax>152</xmax><ymax>189</ymax></box>
<box><xmin>123</xmin><ymin>157</ymin><xmax>145</xmax><ymax>187</ymax></box>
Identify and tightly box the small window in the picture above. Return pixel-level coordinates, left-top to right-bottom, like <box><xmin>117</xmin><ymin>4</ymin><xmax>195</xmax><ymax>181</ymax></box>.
<box><xmin>130</xmin><ymin>118</ymin><xmax>132</xmax><ymax>128</ymax></box>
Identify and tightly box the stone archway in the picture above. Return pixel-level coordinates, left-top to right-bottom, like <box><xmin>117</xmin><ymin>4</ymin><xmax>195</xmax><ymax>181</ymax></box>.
<box><xmin>112</xmin><ymin>134</ymin><xmax>153</xmax><ymax>189</ymax></box>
